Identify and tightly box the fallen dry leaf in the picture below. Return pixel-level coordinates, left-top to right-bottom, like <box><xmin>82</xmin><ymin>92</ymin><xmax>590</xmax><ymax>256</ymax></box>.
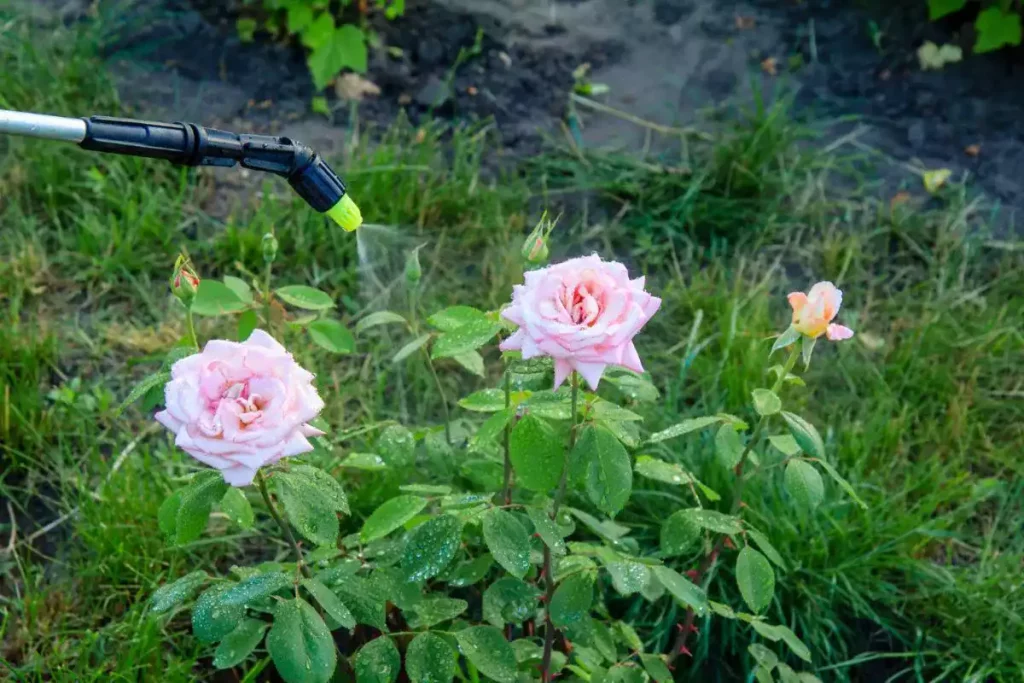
<box><xmin>964</xmin><ymin>144</ymin><xmax>981</xmax><ymax>157</ymax></box>
<box><xmin>735</xmin><ymin>15</ymin><xmax>755</xmax><ymax>30</ymax></box>
<box><xmin>334</xmin><ymin>73</ymin><xmax>381</xmax><ymax>102</ymax></box>
<box><xmin>761</xmin><ymin>57</ymin><xmax>778</xmax><ymax>76</ymax></box>
<box><xmin>414</xmin><ymin>128</ymin><xmax>426</xmax><ymax>144</ymax></box>
<box><xmin>398</xmin><ymin>93</ymin><xmax>412</xmax><ymax>106</ymax></box>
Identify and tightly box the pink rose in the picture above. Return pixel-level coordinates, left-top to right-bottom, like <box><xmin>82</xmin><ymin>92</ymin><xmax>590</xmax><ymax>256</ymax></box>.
<box><xmin>155</xmin><ymin>330</ymin><xmax>325</xmax><ymax>486</ymax></box>
<box><xmin>787</xmin><ymin>281</ymin><xmax>854</xmax><ymax>341</ymax></box>
<box><xmin>500</xmin><ymin>255</ymin><xmax>661</xmax><ymax>389</ymax></box>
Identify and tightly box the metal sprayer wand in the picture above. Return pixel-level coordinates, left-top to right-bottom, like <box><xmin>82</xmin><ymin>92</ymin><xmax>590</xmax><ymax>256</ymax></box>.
<box><xmin>0</xmin><ymin>108</ymin><xmax>362</xmax><ymax>231</ymax></box>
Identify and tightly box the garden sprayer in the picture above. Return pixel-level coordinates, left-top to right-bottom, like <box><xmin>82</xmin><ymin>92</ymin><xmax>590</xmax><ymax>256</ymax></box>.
<box><xmin>0</xmin><ymin>108</ymin><xmax>363</xmax><ymax>231</ymax></box>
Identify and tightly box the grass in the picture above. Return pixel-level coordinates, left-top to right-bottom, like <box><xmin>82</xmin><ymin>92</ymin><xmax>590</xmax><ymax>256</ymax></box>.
<box><xmin>2</xmin><ymin>14</ymin><xmax>1023</xmax><ymax>683</ymax></box>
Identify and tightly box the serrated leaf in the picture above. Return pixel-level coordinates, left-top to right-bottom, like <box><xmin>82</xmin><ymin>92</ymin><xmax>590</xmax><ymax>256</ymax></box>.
<box><xmin>221</xmin><ymin>572</ymin><xmax>293</xmax><ymax>607</ymax></box>
<box><xmin>525</xmin><ymin>506</ymin><xmax>567</xmax><ymax>556</ymax></box>
<box><xmin>220</xmin><ymin>487</ymin><xmax>254</xmax><ymax>529</ymax></box>
<box><xmin>752</xmin><ymin>389</ymin><xmax>781</xmax><ymax>416</ymax></box>
<box><xmin>927</xmin><ymin>0</ymin><xmax>966</xmax><ymax>19</ymax></box>
<box><xmin>116</xmin><ymin>371</ymin><xmax>170</xmax><ymax>416</ymax></box>
<box><xmin>354</xmin><ymin>636</ymin><xmax>400</xmax><ymax>683</ymax></box>
<box><xmin>407</xmin><ymin>597</ymin><xmax>467</xmax><ymax>629</ymax></box>
<box><xmin>308</xmin><ymin>319</ymin><xmax>355</xmax><ymax>354</ymax></box>
<box><xmin>647</xmin><ymin>416</ymin><xmax>721</xmax><ymax>444</ymax></box>
<box><xmin>483</xmin><ymin>576</ymin><xmax>541</xmax><ymax>626</ymax></box>
<box><xmin>377</xmin><ymin>425</ymin><xmax>415</xmax><ymax>467</ymax></box>
<box><xmin>781</xmin><ymin>412</ymin><xmax>825</xmax><ymax>459</ymax></box>
<box><xmin>661</xmin><ymin>509</ymin><xmax>702</xmax><ymax>556</ymax></box>
<box><xmin>407</xmin><ymin>632</ymin><xmax>457</xmax><ymax>683</ymax></box>
<box><xmin>736</xmin><ymin>547</ymin><xmax>775</xmax><ymax>613</ymax></box>
<box><xmin>455</xmin><ymin>626</ymin><xmax>518</xmax><ymax>683</ymax></box>
<box><xmin>402</xmin><ymin>514</ymin><xmax>463</xmax><ymax>581</ymax></box>
<box><xmin>578</xmin><ymin>425</ymin><xmax>632</xmax><ymax>516</ymax></box>
<box><xmin>356</xmin><ymin>311</ymin><xmax>408</xmax><ymax>333</ymax></box>
<box><xmin>393</xmin><ymin>333</ymin><xmax>431</xmax><ymax>364</ymax></box>
<box><xmin>482</xmin><ymin>508</ymin><xmax>531</xmax><ymax>578</ymax></box>
<box><xmin>634</xmin><ymin>455</ymin><xmax>693</xmax><ymax>485</ymax></box>
<box><xmin>715</xmin><ymin>423</ymin><xmax>745</xmax><ymax>469</ymax></box>
<box><xmin>510</xmin><ymin>414</ymin><xmax>564</xmax><ymax>492</ymax></box>
<box><xmin>785</xmin><ymin>460</ymin><xmax>825</xmax><ymax>510</ymax></box>
<box><xmin>361</xmin><ymin>495</ymin><xmax>428</xmax><ymax>543</ymax></box>
<box><xmin>768</xmin><ymin>435</ymin><xmax>801</xmax><ymax>456</ymax></box>
<box><xmin>274</xmin><ymin>285</ymin><xmax>334</xmax><ymax>311</ymax></box>
<box><xmin>302</xmin><ymin>577</ymin><xmax>356</xmax><ymax>629</ymax></box>
<box><xmin>175</xmin><ymin>473</ymin><xmax>228</xmax><ymax>545</ymax></box>
<box><xmin>150</xmin><ymin>570</ymin><xmax>207</xmax><ymax>613</ymax></box>
<box><xmin>550</xmin><ymin>572</ymin><xmax>594</xmax><ymax>628</ymax></box>
<box><xmin>213</xmin><ymin>618</ymin><xmax>267</xmax><ymax>669</ymax></box>
<box><xmin>192</xmin><ymin>280</ymin><xmax>247</xmax><ymax>316</ymax></box>
<box><xmin>274</xmin><ymin>473</ymin><xmax>339</xmax><ymax>547</ymax></box>
<box><xmin>452</xmin><ymin>350</ymin><xmax>486</xmax><ymax>377</ymax></box>
<box><xmin>192</xmin><ymin>583</ymin><xmax>244</xmax><ymax>643</ymax></box>
<box><xmin>974</xmin><ymin>6</ymin><xmax>1022</xmax><ymax>53</ymax></box>
<box><xmin>640</xmin><ymin>654</ymin><xmax>673</xmax><ymax>683</ymax></box>
<box><xmin>431</xmin><ymin>319</ymin><xmax>502</xmax><ymax>359</ymax></box>
<box><xmin>651</xmin><ymin>565</ymin><xmax>707</xmax><ymax>615</ymax></box>
<box><xmin>428</xmin><ymin>306</ymin><xmax>488</xmax><ymax>332</ymax></box>
<box><xmin>268</xmin><ymin>598</ymin><xmax>337</xmax><ymax>683</ymax></box>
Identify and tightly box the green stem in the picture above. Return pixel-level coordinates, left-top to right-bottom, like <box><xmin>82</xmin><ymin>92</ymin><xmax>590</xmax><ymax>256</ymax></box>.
<box><xmin>256</xmin><ymin>471</ymin><xmax>311</xmax><ymax>579</ymax></box>
<box><xmin>502</xmin><ymin>366</ymin><xmax>513</xmax><ymax>506</ymax></box>
<box><xmin>423</xmin><ymin>351</ymin><xmax>453</xmax><ymax>445</ymax></box>
<box><xmin>540</xmin><ymin>371</ymin><xmax>580</xmax><ymax>683</ymax></box>
<box><xmin>185</xmin><ymin>306</ymin><xmax>199</xmax><ymax>351</ymax></box>
<box><xmin>262</xmin><ymin>261</ymin><xmax>273</xmax><ymax>333</ymax></box>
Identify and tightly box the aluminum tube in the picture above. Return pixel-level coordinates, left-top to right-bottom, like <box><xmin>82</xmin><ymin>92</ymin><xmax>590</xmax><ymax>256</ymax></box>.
<box><xmin>0</xmin><ymin>109</ymin><xmax>86</xmax><ymax>143</ymax></box>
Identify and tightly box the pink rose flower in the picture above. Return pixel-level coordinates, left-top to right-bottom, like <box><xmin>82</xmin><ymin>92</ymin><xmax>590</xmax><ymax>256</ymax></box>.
<box><xmin>155</xmin><ymin>330</ymin><xmax>325</xmax><ymax>486</ymax></box>
<box><xmin>500</xmin><ymin>254</ymin><xmax>661</xmax><ymax>389</ymax></box>
<box><xmin>787</xmin><ymin>281</ymin><xmax>854</xmax><ymax>341</ymax></box>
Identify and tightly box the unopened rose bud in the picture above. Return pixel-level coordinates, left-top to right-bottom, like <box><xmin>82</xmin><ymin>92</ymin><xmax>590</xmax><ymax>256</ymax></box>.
<box><xmin>404</xmin><ymin>246</ymin><xmax>422</xmax><ymax>288</ymax></box>
<box><xmin>262</xmin><ymin>232</ymin><xmax>278</xmax><ymax>264</ymax></box>
<box><xmin>170</xmin><ymin>255</ymin><xmax>200</xmax><ymax>306</ymax></box>
<box><xmin>521</xmin><ymin>211</ymin><xmax>558</xmax><ymax>265</ymax></box>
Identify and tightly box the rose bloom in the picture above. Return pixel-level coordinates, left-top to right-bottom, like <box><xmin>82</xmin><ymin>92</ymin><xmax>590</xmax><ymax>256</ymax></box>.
<box><xmin>788</xmin><ymin>281</ymin><xmax>854</xmax><ymax>341</ymax></box>
<box><xmin>155</xmin><ymin>330</ymin><xmax>325</xmax><ymax>486</ymax></box>
<box><xmin>500</xmin><ymin>254</ymin><xmax>661</xmax><ymax>389</ymax></box>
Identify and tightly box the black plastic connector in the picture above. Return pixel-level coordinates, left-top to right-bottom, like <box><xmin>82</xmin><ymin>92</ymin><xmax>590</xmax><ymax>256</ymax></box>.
<box><xmin>78</xmin><ymin>116</ymin><xmax>347</xmax><ymax>213</ymax></box>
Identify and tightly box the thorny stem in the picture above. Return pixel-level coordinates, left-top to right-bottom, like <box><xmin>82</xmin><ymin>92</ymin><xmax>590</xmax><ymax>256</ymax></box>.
<box><xmin>668</xmin><ymin>344</ymin><xmax>801</xmax><ymax>663</ymax></box>
<box><xmin>256</xmin><ymin>471</ymin><xmax>312</xmax><ymax>579</ymax></box>
<box><xmin>540</xmin><ymin>372</ymin><xmax>580</xmax><ymax>683</ymax></box>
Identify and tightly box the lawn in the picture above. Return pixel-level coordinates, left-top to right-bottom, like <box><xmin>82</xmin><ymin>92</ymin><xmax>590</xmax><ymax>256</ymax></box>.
<box><xmin>1</xmin><ymin>15</ymin><xmax>1022</xmax><ymax>683</ymax></box>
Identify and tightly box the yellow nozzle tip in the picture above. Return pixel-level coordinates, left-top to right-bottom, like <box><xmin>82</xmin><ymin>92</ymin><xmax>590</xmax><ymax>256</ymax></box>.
<box><xmin>327</xmin><ymin>194</ymin><xmax>362</xmax><ymax>232</ymax></box>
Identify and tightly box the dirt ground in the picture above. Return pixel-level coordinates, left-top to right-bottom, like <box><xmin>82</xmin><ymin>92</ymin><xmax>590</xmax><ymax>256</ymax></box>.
<box><xmin>15</xmin><ymin>0</ymin><xmax>1024</xmax><ymax>229</ymax></box>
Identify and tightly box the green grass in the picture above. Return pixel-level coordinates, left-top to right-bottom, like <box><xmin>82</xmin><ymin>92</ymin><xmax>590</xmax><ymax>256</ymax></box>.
<box><xmin>2</xmin><ymin>14</ymin><xmax>1022</xmax><ymax>683</ymax></box>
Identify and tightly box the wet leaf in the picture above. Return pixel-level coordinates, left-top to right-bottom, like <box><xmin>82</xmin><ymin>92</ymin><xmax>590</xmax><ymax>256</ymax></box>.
<box><xmin>402</xmin><ymin>514</ymin><xmax>463</xmax><ymax>582</ymax></box>
<box><xmin>362</xmin><ymin>495</ymin><xmax>428</xmax><ymax>543</ymax></box>
<box><xmin>378</xmin><ymin>424</ymin><xmax>415</xmax><ymax>467</ymax></box>
<box><xmin>267</xmin><ymin>598</ymin><xmax>337</xmax><ymax>683</ymax></box>
<box><xmin>634</xmin><ymin>455</ymin><xmax>693</xmax><ymax>485</ymax></box>
<box><xmin>431</xmin><ymin>319</ymin><xmax>502</xmax><ymax>359</ymax></box>
<box><xmin>510</xmin><ymin>414</ymin><xmax>563</xmax><ymax>491</ymax></box>
<box><xmin>192</xmin><ymin>583</ymin><xmax>244</xmax><ymax>643</ymax></box>
<box><xmin>428</xmin><ymin>306</ymin><xmax>488</xmax><ymax>332</ymax></box>
<box><xmin>651</xmin><ymin>565</ymin><xmax>707</xmax><ymax>614</ymax></box>
<box><xmin>308</xmin><ymin>319</ymin><xmax>355</xmax><ymax>354</ymax></box>
<box><xmin>785</xmin><ymin>460</ymin><xmax>825</xmax><ymax>510</ymax></box>
<box><xmin>220</xmin><ymin>488</ymin><xmax>254</xmax><ymax>529</ymax></box>
<box><xmin>393</xmin><ymin>334</ymin><xmax>431</xmax><ymax>364</ymax></box>
<box><xmin>220</xmin><ymin>572</ymin><xmax>292</xmax><ymax>607</ymax></box>
<box><xmin>274</xmin><ymin>285</ymin><xmax>334</xmax><ymax>311</ymax></box>
<box><xmin>407</xmin><ymin>597</ymin><xmax>468</xmax><ymax>629</ymax></box>
<box><xmin>525</xmin><ymin>506</ymin><xmax>567</xmax><ymax>556</ymax></box>
<box><xmin>640</xmin><ymin>654</ymin><xmax>673</xmax><ymax>683</ymax></box>
<box><xmin>483</xmin><ymin>576</ymin><xmax>541</xmax><ymax>626</ymax></box>
<box><xmin>751</xmin><ymin>389</ymin><xmax>781</xmax><ymax>416</ymax></box>
<box><xmin>150</xmin><ymin>570</ymin><xmax>207</xmax><ymax>613</ymax></box>
<box><xmin>660</xmin><ymin>509</ymin><xmax>702</xmax><ymax>556</ymax></box>
<box><xmin>781</xmin><ymin>412</ymin><xmax>824</xmax><ymax>459</ymax></box>
<box><xmin>192</xmin><ymin>280</ymin><xmax>247</xmax><ymax>316</ymax></box>
<box><xmin>482</xmin><ymin>508</ymin><xmax>531</xmax><ymax>578</ymax></box>
<box><xmin>213</xmin><ymin>618</ymin><xmax>267</xmax><ymax>669</ymax></box>
<box><xmin>550</xmin><ymin>572</ymin><xmax>594</xmax><ymax>628</ymax></box>
<box><xmin>407</xmin><ymin>632</ymin><xmax>457</xmax><ymax>683</ymax></box>
<box><xmin>175</xmin><ymin>473</ymin><xmax>228</xmax><ymax>545</ymax></box>
<box><xmin>647</xmin><ymin>416</ymin><xmax>721</xmax><ymax>444</ymax></box>
<box><xmin>455</xmin><ymin>626</ymin><xmax>518</xmax><ymax>683</ymax></box>
<box><xmin>579</xmin><ymin>425</ymin><xmax>632</xmax><ymax>516</ymax></box>
<box><xmin>354</xmin><ymin>636</ymin><xmax>400</xmax><ymax>683</ymax></box>
<box><xmin>302</xmin><ymin>577</ymin><xmax>356</xmax><ymax>629</ymax></box>
<box><xmin>356</xmin><ymin>311</ymin><xmax>408</xmax><ymax>333</ymax></box>
<box><xmin>736</xmin><ymin>547</ymin><xmax>775</xmax><ymax>613</ymax></box>
<box><xmin>715</xmin><ymin>423</ymin><xmax>744</xmax><ymax>469</ymax></box>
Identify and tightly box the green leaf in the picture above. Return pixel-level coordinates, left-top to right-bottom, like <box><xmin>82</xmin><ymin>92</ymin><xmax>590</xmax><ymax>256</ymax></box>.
<box><xmin>525</xmin><ymin>506</ymin><xmax>567</xmax><ymax>556</ymax></box>
<box><xmin>781</xmin><ymin>412</ymin><xmax>825</xmax><ymax>459</ymax></box>
<box><xmin>455</xmin><ymin>626</ymin><xmax>518</xmax><ymax>683</ymax></box>
<box><xmin>605</xmin><ymin>373</ymin><xmax>660</xmax><ymax>403</ymax></box>
<box><xmin>578</xmin><ymin>425</ymin><xmax>633</xmax><ymax>516</ymax></box>
<box><xmin>377</xmin><ymin>425</ymin><xmax>415</xmax><ymax>468</ymax></box>
<box><xmin>736</xmin><ymin>547</ymin><xmax>775</xmax><ymax>614</ymax></box>
<box><xmin>639</xmin><ymin>654</ymin><xmax>673</xmax><ymax>683</ymax></box>
<box><xmin>770</xmin><ymin>325</ymin><xmax>801</xmax><ymax>354</ymax></box>
<box><xmin>815</xmin><ymin>458</ymin><xmax>868</xmax><ymax>509</ymax></box>
<box><xmin>307</xmin><ymin>23</ymin><xmax>368</xmax><ymax>86</ymax></box>
<box><xmin>606</xmin><ymin>560</ymin><xmax>651</xmax><ymax>597</ymax></box>
<box><xmin>274</xmin><ymin>285</ymin><xmax>334</xmax><ymax>311</ymax></box>
<box><xmin>287</xmin><ymin>2</ymin><xmax>315</xmax><ymax>33</ymax></box>
<box><xmin>550</xmin><ymin>572</ymin><xmax>593</xmax><ymax>628</ymax></box>
<box><xmin>175</xmin><ymin>473</ymin><xmax>228</xmax><ymax>545</ymax></box>
<box><xmin>785</xmin><ymin>460</ymin><xmax>825</xmax><ymax>510</ymax></box>
<box><xmin>192</xmin><ymin>583</ymin><xmax>244</xmax><ymax>643</ymax></box>
<box><xmin>158</xmin><ymin>490</ymin><xmax>182</xmax><ymax>540</ymax></box>
<box><xmin>236</xmin><ymin>17</ymin><xmax>257</xmax><ymax>42</ymax></box>
<box><xmin>401</xmin><ymin>484</ymin><xmax>452</xmax><ymax>495</ymax></box>
<box><xmin>308</xmin><ymin>319</ymin><xmax>355</xmax><ymax>354</ymax></box>
<box><xmin>483</xmin><ymin>577</ymin><xmax>541</xmax><ymax>626</ymax></box>
<box><xmin>751</xmin><ymin>624</ymin><xmax>813</xmax><ymax>664</ymax></box>
<box><xmin>402</xmin><ymin>514</ymin><xmax>463</xmax><ymax>581</ymax></box>
<box><xmin>192</xmin><ymin>280</ymin><xmax>247</xmax><ymax>316</ymax></box>
<box><xmin>237</xmin><ymin>309</ymin><xmax>259</xmax><ymax>341</ymax></box>
<box><xmin>428</xmin><ymin>306</ymin><xmax>488</xmax><ymax>332</ymax></box>
<box><xmin>289</xmin><ymin>465</ymin><xmax>349</xmax><ymax>513</ymax></box>
<box><xmin>361</xmin><ymin>495</ymin><xmax>428</xmax><ymax>543</ymax></box>
<box><xmin>150</xmin><ymin>570</ymin><xmax>207</xmax><ymax>613</ymax></box>
<box><xmin>115</xmin><ymin>371</ymin><xmax>170</xmax><ymax>416</ymax></box>
<box><xmin>746</xmin><ymin>528</ymin><xmax>786</xmax><ymax>570</ymax></box>
<box><xmin>768</xmin><ymin>435</ymin><xmax>801</xmax><ymax>456</ymax></box>
<box><xmin>354</xmin><ymin>636</ymin><xmax>400</xmax><ymax>683</ymax></box>
<box><xmin>213</xmin><ymin>618</ymin><xmax>267</xmax><ymax>669</ymax></box>
<box><xmin>301</xmin><ymin>12</ymin><xmax>334</xmax><ymax>49</ymax></box>
<box><xmin>754</xmin><ymin>666</ymin><xmax>774</xmax><ymax>683</ymax></box>
<box><xmin>407</xmin><ymin>632</ymin><xmax>457</xmax><ymax>683</ymax></box>
<box><xmin>927</xmin><ymin>0</ymin><xmax>966</xmax><ymax>19</ymax></box>
<box><xmin>222</xmin><ymin>275</ymin><xmax>253</xmax><ymax>304</ymax></box>
<box><xmin>510</xmin><ymin>414</ymin><xmax>564</xmax><ymax>492</ymax></box>
<box><xmin>220</xmin><ymin>572</ymin><xmax>293</xmax><ymax>607</ymax></box>
<box><xmin>393</xmin><ymin>334</ymin><xmax>431</xmax><ymax>364</ymax></box>
<box><xmin>407</xmin><ymin>597</ymin><xmax>468</xmax><ymax>629</ymax></box>
<box><xmin>356</xmin><ymin>311</ymin><xmax>408</xmax><ymax>333</ymax></box>
<box><xmin>274</xmin><ymin>473</ymin><xmax>339</xmax><ymax>547</ymax></box>
<box><xmin>651</xmin><ymin>565</ymin><xmax>707</xmax><ymax>615</ymax></box>
<box><xmin>267</xmin><ymin>598</ymin><xmax>337</xmax><ymax>683</ymax></box>
<box><xmin>974</xmin><ymin>6</ymin><xmax>1022</xmax><ymax>53</ymax></box>
<box><xmin>471</xmin><ymin>408</ymin><xmax>514</xmax><ymax>448</ymax></box>
<box><xmin>751</xmin><ymin>389</ymin><xmax>781</xmax><ymax>416</ymax></box>
<box><xmin>482</xmin><ymin>509</ymin><xmax>531</xmax><ymax>578</ymax></box>
<box><xmin>647</xmin><ymin>416</ymin><xmax>721</xmax><ymax>444</ymax></box>
<box><xmin>220</xmin><ymin>487</ymin><xmax>254</xmax><ymax>529</ymax></box>
<box><xmin>590</xmin><ymin>400</ymin><xmax>644</xmax><ymax>422</ymax></box>
<box><xmin>748</xmin><ymin>643</ymin><xmax>779</xmax><ymax>671</ymax></box>
<box><xmin>342</xmin><ymin>452</ymin><xmax>388</xmax><ymax>471</ymax></box>
<box><xmin>688</xmin><ymin>508</ymin><xmax>742</xmax><ymax>534</ymax></box>
<box><xmin>334</xmin><ymin>578</ymin><xmax>388</xmax><ymax>630</ymax></box>
<box><xmin>634</xmin><ymin>455</ymin><xmax>693</xmax><ymax>485</ymax></box>
<box><xmin>431</xmin><ymin>319</ymin><xmax>502</xmax><ymax>359</ymax></box>
<box><xmin>302</xmin><ymin>577</ymin><xmax>356</xmax><ymax>629</ymax></box>
<box><xmin>452</xmin><ymin>350</ymin><xmax>486</xmax><ymax>377</ymax></box>
<box><xmin>715</xmin><ymin>424</ymin><xmax>744</xmax><ymax>469</ymax></box>
<box><xmin>458</xmin><ymin>389</ymin><xmax>508</xmax><ymax>412</ymax></box>
<box><xmin>660</xmin><ymin>509</ymin><xmax>702</xmax><ymax>556</ymax></box>
<box><xmin>801</xmin><ymin>335</ymin><xmax>816</xmax><ymax>369</ymax></box>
